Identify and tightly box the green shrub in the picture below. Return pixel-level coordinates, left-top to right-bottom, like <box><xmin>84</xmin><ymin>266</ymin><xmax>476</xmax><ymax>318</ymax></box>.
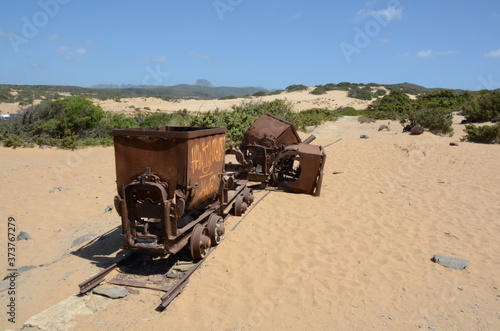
<box><xmin>348</xmin><ymin>86</ymin><xmax>372</xmax><ymax>100</ymax></box>
<box><xmin>252</xmin><ymin>91</ymin><xmax>267</xmax><ymax>97</ymax></box>
<box><xmin>285</xmin><ymin>84</ymin><xmax>308</xmax><ymax>92</ymax></box>
<box><xmin>219</xmin><ymin>95</ymin><xmax>238</xmax><ymax>100</ymax></box>
<box><xmin>462</xmin><ymin>91</ymin><xmax>500</xmax><ymax>122</ymax></box>
<box><xmin>401</xmin><ymin>107</ymin><xmax>454</xmax><ymax>135</ymax></box>
<box><xmin>94</xmin><ymin>113</ymin><xmax>138</xmax><ymax>136</ymax></box>
<box><xmin>268</xmin><ymin>90</ymin><xmax>283</xmax><ymax>95</ymax></box>
<box><xmin>310</xmin><ymin>87</ymin><xmax>327</xmax><ymax>95</ymax></box>
<box><xmin>294</xmin><ymin>108</ymin><xmax>338</xmax><ymax>131</ymax></box>
<box><xmin>269</xmin><ymin>90</ymin><xmax>284</xmax><ymax>95</ymax></box>
<box><xmin>462</xmin><ymin>124</ymin><xmax>500</xmax><ymax>143</ymax></box>
<box><xmin>49</xmin><ymin>96</ymin><xmax>105</xmax><ymax>135</ymax></box>
<box><xmin>322</xmin><ymin>83</ymin><xmax>338</xmax><ymax>91</ymax></box>
<box><xmin>338</xmin><ymin>107</ymin><xmax>365</xmax><ymax>116</ymax></box>
<box><xmin>366</xmin><ymin>89</ymin><xmax>412</xmax><ymax>115</ymax></box>
<box><xmin>336</xmin><ymin>82</ymin><xmax>355</xmax><ymax>91</ymax></box>
<box><xmin>140</xmin><ymin>112</ymin><xmax>190</xmax><ymax>127</ymax></box>
<box><xmin>374</xmin><ymin>89</ymin><xmax>387</xmax><ymax>97</ymax></box>
<box><xmin>417</xmin><ymin>89</ymin><xmax>472</xmax><ymax>109</ymax></box>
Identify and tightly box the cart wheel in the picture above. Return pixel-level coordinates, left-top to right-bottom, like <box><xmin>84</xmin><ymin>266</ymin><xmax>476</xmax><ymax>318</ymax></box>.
<box><xmin>243</xmin><ymin>187</ymin><xmax>254</xmax><ymax>205</ymax></box>
<box><xmin>234</xmin><ymin>194</ymin><xmax>248</xmax><ymax>216</ymax></box>
<box><xmin>190</xmin><ymin>224</ymin><xmax>211</xmax><ymax>260</ymax></box>
<box><xmin>207</xmin><ymin>214</ymin><xmax>225</xmax><ymax>246</ymax></box>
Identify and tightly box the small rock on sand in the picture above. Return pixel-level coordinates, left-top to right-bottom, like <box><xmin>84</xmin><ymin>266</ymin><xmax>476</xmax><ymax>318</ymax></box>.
<box><xmin>93</xmin><ymin>287</ymin><xmax>130</xmax><ymax>299</ymax></box>
<box><xmin>17</xmin><ymin>231</ymin><xmax>31</xmax><ymax>240</ymax></box>
<box><xmin>378</xmin><ymin>125</ymin><xmax>390</xmax><ymax>131</ymax></box>
<box><xmin>433</xmin><ymin>254</ymin><xmax>469</xmax><ymax>270</ymax></box>
<box><xmin>411</xmin><ymin>125</ymin><xmax>425</xmax><ymax>135</ymax></box>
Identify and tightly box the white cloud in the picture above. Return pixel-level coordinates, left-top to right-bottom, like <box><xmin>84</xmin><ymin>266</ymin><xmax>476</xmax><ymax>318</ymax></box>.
<box><xmin>355</xmin><ymin>5</ymin><xmax>403</xmax><ymax>22</ymax></box>
<box><xmin>48</xmin><ymin>34</ymin><xmax>60</xmax><ymax>41</ymax></box>
<box><xmin>290</xmin><ymin>12</ymin><xmax>302</xmax><ymax>20</ymax></box>
<box><xmin>398</xmin><ymin>51</ymin><xmax>410</xmax><ymax>57</ymax></box>
<box><xmin>55</xmin><ymin>46</ymin><xmax>87</xmax><ymax>60</ymax></box>
<box><xmin>484</xmin><ymin>48</ymin><xmax>500</xmax><ymax>58</ymax></box>
<box><xmin>145</xmin><ymin>56</ymin><xmax>168</xmax><ymax>63</ymax></box>
<box><xmin>416</xmin><ymin>49</ymin><xmax>455</xmax><ymax>59</ymax></box>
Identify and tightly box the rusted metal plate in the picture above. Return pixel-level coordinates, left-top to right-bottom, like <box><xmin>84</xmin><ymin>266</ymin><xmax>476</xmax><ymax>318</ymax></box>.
<box><xmin>274</xmin><ymin>143</ymin><xmax>326</xmax><ymax>196</ymax></box>
<box><xmin>242</xmin><ymin>113</ymin><xmax>301</xmax><ymax>147</ymax></box>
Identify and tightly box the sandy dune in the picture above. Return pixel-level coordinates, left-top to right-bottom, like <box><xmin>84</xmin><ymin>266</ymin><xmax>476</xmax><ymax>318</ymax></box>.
<box><xmin>0</xmin><ymin>112</ymin><xmax>499</xmax><ymax>330</ymax></box>
<box><xmin>0</xmin><ymin>89</ymin><xmax>372</xmax><ymax>115</ymax></box>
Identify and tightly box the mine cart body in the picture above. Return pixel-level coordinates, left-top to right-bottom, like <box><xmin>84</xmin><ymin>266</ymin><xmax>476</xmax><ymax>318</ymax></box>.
<box><xmin>227</xmin><ymin>113</ymin><xmax>326</xmax><ymax>196</ymax></box>
<box><xmin>236</xmin><ymin>113</ymin><xmax>302</xmax><ymax>183</ymax></box>
<box><xmin>113</xmin><ymin>126</ymin><xmax>227</xmax><ymax>255</ymax></box>
<box><xmin>272</xmin><ymin>143</ymin><xmax>326</xmax><ymax>196</ymax></box>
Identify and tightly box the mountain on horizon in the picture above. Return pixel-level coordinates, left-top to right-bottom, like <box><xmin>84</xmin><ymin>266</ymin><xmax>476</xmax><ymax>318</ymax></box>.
<box><xmin>195</xmin><ymin>79</ymin><xmax>215</xmax><ymax>88</ymax></box>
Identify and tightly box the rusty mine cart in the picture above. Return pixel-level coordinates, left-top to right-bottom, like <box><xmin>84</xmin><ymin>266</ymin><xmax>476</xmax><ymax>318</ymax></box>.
<box><xmin>112</xmin><ymin>126</ymin><xmax>254</xmax><ymax>260</ymax></box>
<box><xmin>112</xmin><ymin>114</ymin><xmax>325</xmax><ymax>261</ymax></box>
<box><xmin>227</xmin><ymin>113</ymin><xmax>326</xmax><ymax>196</ymax></box>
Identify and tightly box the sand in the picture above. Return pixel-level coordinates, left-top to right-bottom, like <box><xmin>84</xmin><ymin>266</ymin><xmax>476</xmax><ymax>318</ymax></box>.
<box><xmin>0</xmin><ymin>96</ymin><xmax>499</xmax><ymax>330</ymax></box>
<box><xmin>0</xmin><ymin>88</ymin><xmax>372</xmax><ymax>115</ymax></box>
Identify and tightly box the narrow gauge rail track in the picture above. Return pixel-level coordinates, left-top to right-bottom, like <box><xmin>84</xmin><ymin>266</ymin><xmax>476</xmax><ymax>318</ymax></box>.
<box><xmin>78</xmin><ymin>189</ymin><xmax>270</xmax><ymax>310</ymax></box>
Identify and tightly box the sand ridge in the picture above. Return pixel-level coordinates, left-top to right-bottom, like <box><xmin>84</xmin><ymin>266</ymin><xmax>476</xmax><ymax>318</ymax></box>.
<box><xmin>0</xmin><ymin>89</ymin><xmax>373</xmax><ymax>115</ymax></box>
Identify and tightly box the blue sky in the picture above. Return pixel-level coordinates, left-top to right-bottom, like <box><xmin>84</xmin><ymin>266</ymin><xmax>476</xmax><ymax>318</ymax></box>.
<box><xmin>1</xmin><ymin>0</ymin><xmax>499</xmax><ymax>90</ymax></box>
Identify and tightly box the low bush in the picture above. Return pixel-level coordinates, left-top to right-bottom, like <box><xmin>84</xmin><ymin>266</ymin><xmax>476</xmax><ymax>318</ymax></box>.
<box><xmin>269</xmin><ymin>90</ymin><xmax>284</xmax><ymax>95</ymax></box>
<box><xmin>462</xmin><ymin>124</ymin><xmax>500</xmax><ymax>143</ymax></box>
<box><xmin>294</xmin><ymin>108</ymin><xmax>338</xmax><ymax>131</ymax></box>
<box><xmin>338</xmin><ymin>107</ymin><xmax>365</xmax><ymax>116</ymax></box>
<box><xmin>310</xmin><ymin>87</ymin><xmax>327</xmax><ymax>95</ymax></box>
<box><xmin>348</xmin><ymin>86</ymin><xmax>372</xmax><ymax>100</ymax></box>
<box><xmin>285</xmin><ymin>84</ymin><xmax>308</xmax><ymax>92</ymax></box>
<box><xmin>401</xmin><ymin>107</ymin><xmax>454</xmax><ymax>135</ymax></box>
<box><xmin>219</xmin><ymin>95</ymin><xmax>238</xmax><ymax>100</ymax></box>
<box><xmin>462</xmin><ymin>91</ymin><xmax>500</xmax><ymax>122</ymax></box>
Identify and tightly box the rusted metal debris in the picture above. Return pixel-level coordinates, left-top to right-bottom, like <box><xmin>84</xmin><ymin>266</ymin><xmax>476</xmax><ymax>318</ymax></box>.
<box><xmin>79</xmin><ymin>114</ymin><xmax>328</xmax><ymax>310</ymax></box>
<box><xmin>226</xmin><ymin>113</ymin><xmax>326</xmax><ymax>196</ymax></box>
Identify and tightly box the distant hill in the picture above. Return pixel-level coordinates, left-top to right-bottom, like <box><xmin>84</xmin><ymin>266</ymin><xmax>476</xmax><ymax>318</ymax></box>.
<box><xmin>195</xmin><ymin>79</ymin><xmax>215</xmax><ymax>87</ymax></box>
<box><xmin>0</xmin><ymin>83</ymin><xmax>270</xmax><ymax>103</ymax></box>
<box><xmin>0</xmin><ymin>81</ymin><xmax>476</xmax><ymax>105</ymax></box>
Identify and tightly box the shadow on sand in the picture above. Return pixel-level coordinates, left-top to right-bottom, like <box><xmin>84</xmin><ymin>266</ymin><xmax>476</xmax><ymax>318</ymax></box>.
<box><xmin>71</xmin><ymin>226</ymin><xmax>128</xmax><ymax>268</ymax></box>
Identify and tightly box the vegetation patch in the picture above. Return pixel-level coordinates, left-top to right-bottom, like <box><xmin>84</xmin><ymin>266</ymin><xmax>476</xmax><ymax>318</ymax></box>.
<box><xmin>285</xmin><ymin>84</ymin><xmax>308</xmax><ymax>92</ymax></box>
<box><xmin>0</xmin><ymin>97</ymin><xmax>339</xmax><ymax>149</ymax></box>
<box><xmin>462</xmin><ymin>124</ymin><xmax>500</xmax><ymax>144</ymax></box>
<box><xmin>462</xmin><ymin>91</ymin><xmax>500</xmax><ymax>122</ymax></box>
